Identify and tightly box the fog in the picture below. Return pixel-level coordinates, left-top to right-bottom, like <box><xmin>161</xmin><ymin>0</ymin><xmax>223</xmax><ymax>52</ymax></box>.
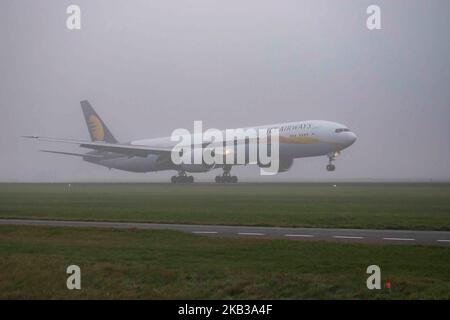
<box><xmin>1</xmin><ymin>0</ymin><xmax>449</xmax><ymax>182</ymax></box>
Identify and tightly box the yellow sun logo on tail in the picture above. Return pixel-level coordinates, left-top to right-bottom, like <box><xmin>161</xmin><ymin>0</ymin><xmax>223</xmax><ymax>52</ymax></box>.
<box><xmin>88</xmin><ymin>115</ymin><xmax>105</xmax><ymax>141</ymax></box>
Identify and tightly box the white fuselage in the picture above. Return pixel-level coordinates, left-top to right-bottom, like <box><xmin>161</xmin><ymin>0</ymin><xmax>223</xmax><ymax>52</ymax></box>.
<box><xmin>86</xmin><ymin>120</ymin><xmax>357</xmax><ymax>173</ymax></box>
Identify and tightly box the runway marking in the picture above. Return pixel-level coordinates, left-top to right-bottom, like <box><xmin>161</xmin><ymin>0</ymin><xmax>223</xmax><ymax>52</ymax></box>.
<box><xmin>333</xmin><ymin>236</ymin><xmax>365</xmax><ymax>239</ymax></box>
<box><xmin>382</xmin><ymin>237</ymin><xmax>415</xmax><ymax>241</ymax></box>
<box><xmin>192</xmin><ymin>231</ymin><xmax>218</xmax><ymax>234</ymax></box>
<box><xmin>238</xmin><ymin>232</ymin><xmax>264</xmax><ymax>236</ymax></box>
<box><xmin>285</xmin><ymin>234</ymin><xmax>314</xmax><ymax>238</ymax></box>
<box><xmin>2</xmin><ymin>219</ymin><xmax>449</xmax><ymax>246</ymax></box>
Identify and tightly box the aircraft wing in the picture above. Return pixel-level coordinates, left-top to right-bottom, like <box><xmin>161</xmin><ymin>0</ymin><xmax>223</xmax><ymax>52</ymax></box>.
<box><xmin>23</xmin><ymin>136</ymin><xmax>173</xmax><ymax>158</ymax></box>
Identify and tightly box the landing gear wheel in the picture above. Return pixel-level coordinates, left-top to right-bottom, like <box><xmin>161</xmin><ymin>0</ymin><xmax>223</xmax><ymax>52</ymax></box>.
<box><xmin>215</xmin><ymin>174</ymin><xmax>238</xmax><ymax>183</ymax></box>
<box><xmin>326</xmin><ymin>152</ymin><xmax>338</xmax><ymax>172</ymax></box>
<box><xmin>215</xmin><ymin>165</ymin><xmax>238</xmax><ymax>183</ymax></box>
<box><xmin>171</xmin><ymin>172</ymin><xmax>194</xmax><ymax>183</ymax></box>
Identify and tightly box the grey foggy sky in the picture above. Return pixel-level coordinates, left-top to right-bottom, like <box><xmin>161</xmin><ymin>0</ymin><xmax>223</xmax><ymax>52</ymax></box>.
<box><xmin>1</xmin><ymin>0</ymin><xmax>450</xmax><ymax>182</ymax></box>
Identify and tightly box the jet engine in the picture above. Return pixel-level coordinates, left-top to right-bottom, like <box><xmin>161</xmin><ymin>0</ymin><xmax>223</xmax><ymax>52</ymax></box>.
<box><xmin>258</xmin><ymin>157</ymin><xmax>294</xmax><ymax>173</ymax></box>
<box><xmin>177</xmin><ymin>148</ymin><xmax>216</xmax><ymax>173</ymax></box>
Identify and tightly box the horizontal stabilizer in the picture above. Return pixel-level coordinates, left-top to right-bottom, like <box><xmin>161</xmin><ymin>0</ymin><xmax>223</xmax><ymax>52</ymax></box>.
<box><xmin>40</xmin><ymin>150</ymin><xmax>104</xmax><ymax>158</ymax></box>
<box><xmin>23</xmin><ymin>136</ymin><xmax>172</xmax><ymax>158</ymax></box>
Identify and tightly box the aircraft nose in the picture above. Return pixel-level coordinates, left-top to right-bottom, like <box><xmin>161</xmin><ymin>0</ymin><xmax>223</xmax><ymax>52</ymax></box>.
<box><xmin>338</xmin><ymin>131</ymin><xmax>357</xmax><ymax>148</ymax></box>
<box><xmin>347</xmin><ymin>132</ymin><xmax>357</xmax><ymax>146</ymax></box>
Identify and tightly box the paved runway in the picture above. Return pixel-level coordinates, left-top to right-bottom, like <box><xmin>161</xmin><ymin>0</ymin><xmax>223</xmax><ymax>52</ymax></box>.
<box><xmin>1</xmin><ymin>219</ymin><xmax>450</xmax><ymax>246</ymax></box>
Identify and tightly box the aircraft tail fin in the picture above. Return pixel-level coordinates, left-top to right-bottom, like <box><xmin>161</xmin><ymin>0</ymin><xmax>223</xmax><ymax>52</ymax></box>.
<box><xmin>80</xmin><ymin>100</ymin><xmax>118</xmax><ymax>143</ymax></box>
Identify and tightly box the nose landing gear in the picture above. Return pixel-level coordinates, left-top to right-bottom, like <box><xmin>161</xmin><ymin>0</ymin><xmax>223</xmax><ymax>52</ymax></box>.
<box><xmin>215</xmin><ymin>166</ymin><xmax>238</xmax><ymax>183</ymax></box>
<box><xmin>171</xmin><ymin>171</ymin><xmax>194</xmax><ymax>183</ymax></box>
<box><xmin>326</xmin><ymin>152</ymin><xmax>339</xmax><ymax>172</ymax></box>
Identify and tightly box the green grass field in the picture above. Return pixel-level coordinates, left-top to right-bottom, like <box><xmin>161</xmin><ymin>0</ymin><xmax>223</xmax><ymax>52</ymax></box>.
<box><xmin>0</xmin><ymin>183</ymin><xmax>449</xmax><ymax>230</ymax></box>
<box><xmin>0</xmin><ymin>225</ymin><xmax>449</xmax><ymax>299</ymax></box>
<box><xmin>1</xmin><ymin>184</ymin><xmax>449</xmax><ymax>299</ymax></box>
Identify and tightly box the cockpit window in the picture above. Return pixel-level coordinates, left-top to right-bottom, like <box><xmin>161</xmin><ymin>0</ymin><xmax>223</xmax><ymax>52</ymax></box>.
<box><xmin>335</xmin><ymin>128</ymin><xmax>350</xmax><ymax>133</ymax></box>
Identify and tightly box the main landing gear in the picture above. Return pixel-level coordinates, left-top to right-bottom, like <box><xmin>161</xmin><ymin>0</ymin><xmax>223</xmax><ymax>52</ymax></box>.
<box><xmin>215</xmin><ymin>166</ymin><xmax>238</xmax><ymax>183</ymax></box>
<box><xmin>171</xmin><ymin>171</ymin><xmax>194</xmax><ymax>184</ymax></box>
<box><xmin>326</xmin><ymin>152</ymin><xmax>339</xmax><ymax>172</ymax></box>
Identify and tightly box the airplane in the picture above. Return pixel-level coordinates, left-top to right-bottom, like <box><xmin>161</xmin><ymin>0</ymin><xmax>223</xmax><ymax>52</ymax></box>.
<box><xmin>24</xmin><ymin>100</ymin><xmax>357</xmax><ymax>183</ymax></box>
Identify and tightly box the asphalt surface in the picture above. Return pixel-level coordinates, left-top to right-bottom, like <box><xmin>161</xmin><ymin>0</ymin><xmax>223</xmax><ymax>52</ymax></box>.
<box><xmin>1</xmin><ymin>219</ymin><xmax>450</xmax><ymax>246</ymax></box>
